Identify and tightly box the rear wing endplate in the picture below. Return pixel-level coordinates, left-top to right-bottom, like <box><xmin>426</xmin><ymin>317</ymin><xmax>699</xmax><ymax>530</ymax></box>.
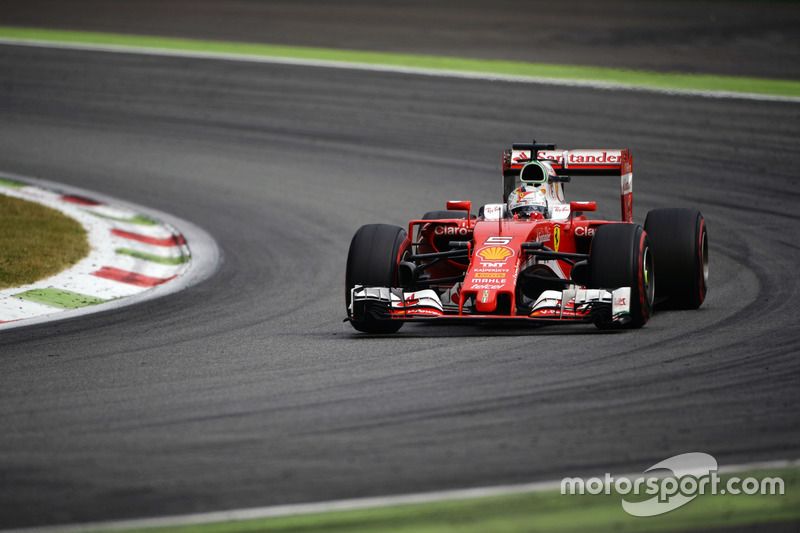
<box><xmin>503</xmin><ymin>144</ymin><xmax>633</xmax><ymax>222</ymax></box>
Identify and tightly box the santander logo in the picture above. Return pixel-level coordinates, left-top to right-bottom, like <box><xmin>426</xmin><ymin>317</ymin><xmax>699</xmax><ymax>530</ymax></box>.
<box><xmin>536</xmin><ymin>151</ymin><xmax>622</xmax><ymax>165</ymax></box>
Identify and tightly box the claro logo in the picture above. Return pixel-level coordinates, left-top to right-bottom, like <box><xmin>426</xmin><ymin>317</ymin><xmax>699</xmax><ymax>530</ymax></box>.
<box><xmin>434</xmin><ymin>225</ymin><xmax>469</xmax><ymax>236</ymax></box>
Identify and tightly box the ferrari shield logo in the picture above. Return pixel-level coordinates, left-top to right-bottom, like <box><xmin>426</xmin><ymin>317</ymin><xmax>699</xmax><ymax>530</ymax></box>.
<box><xmin>553</xmin><ymin>226</ymin><xmax>561</xmax><ymax>252</ymax></box>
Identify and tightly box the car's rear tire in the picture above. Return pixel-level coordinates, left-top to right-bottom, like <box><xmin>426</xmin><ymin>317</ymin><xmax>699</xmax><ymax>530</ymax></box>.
<box><xmin>589</xmin><ymin>223</ymin><xmax>654</xmax><ymax>329</ymax></box>
<box><xmin>345</xmin><ymin>224</ymin><xmax>408</xmax><ymax>333</ymax></box>
<box><xmin>644</xmin><ymin>208</ymin><xmax>708</xmax><ymax>309</ymax></box>
<box><xmin>420</xmin><ymin>210</ymin><xmax>468</xmax><ymax>220</ymax></box>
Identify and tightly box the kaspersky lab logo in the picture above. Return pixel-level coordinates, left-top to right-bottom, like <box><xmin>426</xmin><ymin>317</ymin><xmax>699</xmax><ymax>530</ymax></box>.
<box><xmin>561</xmin><ymin>453</ymin><xmax>785</xmax><ymax>517</ymax></box>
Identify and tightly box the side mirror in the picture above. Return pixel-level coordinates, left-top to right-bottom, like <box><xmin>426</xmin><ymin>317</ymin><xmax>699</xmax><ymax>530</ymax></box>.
<box><xmin>481</xmin><ymin>203</ymin><xmax>507</xmax><ymax>221</ymax></box>
<box><xmin>570</xmin><ymin>201</ymin><xmax>597</xmax><ymax>213</ymax></box>
<box><xmin>446</xmin><ymin>200</ymin><xmax>471</xmax><ymax>218</ymax></box>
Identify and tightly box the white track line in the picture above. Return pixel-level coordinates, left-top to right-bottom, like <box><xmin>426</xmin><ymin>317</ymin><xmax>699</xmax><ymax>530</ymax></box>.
<box><xmin>0</xmin><ymin>37</ymin><xmax>798</xmax><ymax>103</ymax></box>
<box><xmin>5</xmin><ymin>458</ymin><xmax>798</xmax><ymax>533</ymax></box>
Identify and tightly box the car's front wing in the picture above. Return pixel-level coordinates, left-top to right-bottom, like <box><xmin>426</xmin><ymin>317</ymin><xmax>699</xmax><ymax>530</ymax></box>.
<box><xmin>349</xmin><ymin>286</ymin><xmax>633</xmax><ymax>326</ymax></box>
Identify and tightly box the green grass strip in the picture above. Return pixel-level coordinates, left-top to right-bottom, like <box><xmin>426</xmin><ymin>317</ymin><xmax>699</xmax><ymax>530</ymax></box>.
<box><xmin>0</xmin><ymin>177</ymin><xmax>26</xmax><ymax>188</ymax></box>
<box><xmin>1</xmin><ymin>27</ymin><xmax>799</xmax><ymax>98</ymax></box>
<box><xmin>109</xmin><ymin>468</ymin><xmax>799</xmax><ymax>533</ymax></box>
<box><xmin>0</xmin><ymin>194</ymin><xmax>89</xmax><ymax>289</ymax></box>
<box><xmin>116</xmin><ymin>248</ymin><xmax>190</xmax><ymax>265</ymax></box>
<box><xmin>88</xmin><ymin>211</ymin><xmax>158</xmax><ymax>226</ymax></box>
<box><xmin>15</xmin><ymin>288</ymin><xmax>108</xmax><ymax>309</ymax></box>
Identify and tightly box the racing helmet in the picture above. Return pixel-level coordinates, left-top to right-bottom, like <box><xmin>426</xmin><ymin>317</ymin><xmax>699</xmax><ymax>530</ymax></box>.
<box><xmin>508</xmin><ymin>187</ymin><xmax>548</xmax><ymax>219</ymax></box>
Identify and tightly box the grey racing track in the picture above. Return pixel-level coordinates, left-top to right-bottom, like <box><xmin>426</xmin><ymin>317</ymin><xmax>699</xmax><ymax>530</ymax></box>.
<box><xmin>1</xmin><ymin>2</ymin><xmax>799</xmax><ymax>529</ymax></box>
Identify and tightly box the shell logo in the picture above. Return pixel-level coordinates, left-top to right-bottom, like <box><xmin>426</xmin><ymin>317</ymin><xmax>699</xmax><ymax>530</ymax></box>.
<box><xmin>477</xmin><ymin>246</ymin><xmax>513</xmax><ymax>261</ymax></box>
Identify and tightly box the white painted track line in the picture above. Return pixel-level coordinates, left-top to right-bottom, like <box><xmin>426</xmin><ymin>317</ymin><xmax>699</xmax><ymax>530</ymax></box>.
<box><xmin>0</xmin><ymin>38</ymin><xmax>798</xmax><ymax>103</ymax></box>
<box><xmin>5</xmin><ymin>458</ymin><xmax>798</xmax><ymax>533</ymax></box>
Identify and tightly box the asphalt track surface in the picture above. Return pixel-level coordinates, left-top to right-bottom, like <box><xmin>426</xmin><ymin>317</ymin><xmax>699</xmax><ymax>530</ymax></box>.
<box><xmin>2</xmin><ymin>0</ymin><xmax>800</xmax><ymax>80</ymax></box>
<box><xmin>0</xmin><ymin>2</ymin><xmax>799</xmax><ymax>529</ymax></box>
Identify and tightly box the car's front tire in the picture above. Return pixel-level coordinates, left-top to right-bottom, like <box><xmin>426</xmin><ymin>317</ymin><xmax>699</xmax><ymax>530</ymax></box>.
<box><xmin>589</xmin><ymin>223</ymin><xmax>654</xmax><ymax>329</ymax></box>
<box><xmin>644</xmin><ymin>208</ymin><xmax>708</xmax><ymax>309</ymax></box>
<box><xmin>345</xmin><ymin>224</ymin><xmax>408</xmax><ymax>333</ymax></box>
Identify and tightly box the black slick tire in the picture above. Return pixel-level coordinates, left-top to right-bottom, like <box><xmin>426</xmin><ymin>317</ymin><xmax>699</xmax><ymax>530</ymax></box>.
<box><xmin>420</xmin><ymin>210</ymin><xmax>468</xmax><ymax>220</ymax></box>
<box><xmin>644</xmin><ymin>208</ymin><xmax>708</xmax><ymax>309</ymax></box>
<box><xmin>345</xmin><ymin>224</ymin><xmax>408</xmax><ymax>333</ymax></box>
<box><xmin>589</xmin><ymin>223</ymin><xmax>654</xmax><ymax>329</ymax></box>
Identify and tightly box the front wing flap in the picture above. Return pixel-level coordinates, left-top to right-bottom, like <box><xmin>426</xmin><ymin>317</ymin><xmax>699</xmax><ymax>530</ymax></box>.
<box><xmin>349</xmin><ymin>286</ymin><xmax>632</xmax><ymax>325</ymax></box>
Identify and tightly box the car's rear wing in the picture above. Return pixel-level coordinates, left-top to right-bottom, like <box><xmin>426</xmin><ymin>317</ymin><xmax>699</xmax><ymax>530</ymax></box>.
<box><xmin>502</xmin><ymin>142</ymin><xmax>633</xmax><ymax>222</ymax></box>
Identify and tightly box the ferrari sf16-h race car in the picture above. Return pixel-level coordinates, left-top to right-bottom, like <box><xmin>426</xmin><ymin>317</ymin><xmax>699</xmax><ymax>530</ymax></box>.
<box><xmin>346</xmin><ymin>140</ymin><xmax>708</xmax><ymax>333</ymax></box>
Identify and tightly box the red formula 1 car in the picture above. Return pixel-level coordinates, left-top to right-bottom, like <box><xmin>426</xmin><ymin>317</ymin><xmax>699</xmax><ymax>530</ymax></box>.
<box><xmin>346</xmin><ymin>140</ymin><xmax>708</xmax><ymax>333</ymax></box>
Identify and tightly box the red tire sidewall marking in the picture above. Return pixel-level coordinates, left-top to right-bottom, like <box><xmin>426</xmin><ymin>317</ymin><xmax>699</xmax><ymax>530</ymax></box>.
<box><xmin>638</xmin><ymin>230</ymin><xmax>648</xmax><ymax>322</ymax></box>
<box><xmin>697</xmin><ymin>218</ymin><xmax>706</xmax><ymax>304</ymax></box>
